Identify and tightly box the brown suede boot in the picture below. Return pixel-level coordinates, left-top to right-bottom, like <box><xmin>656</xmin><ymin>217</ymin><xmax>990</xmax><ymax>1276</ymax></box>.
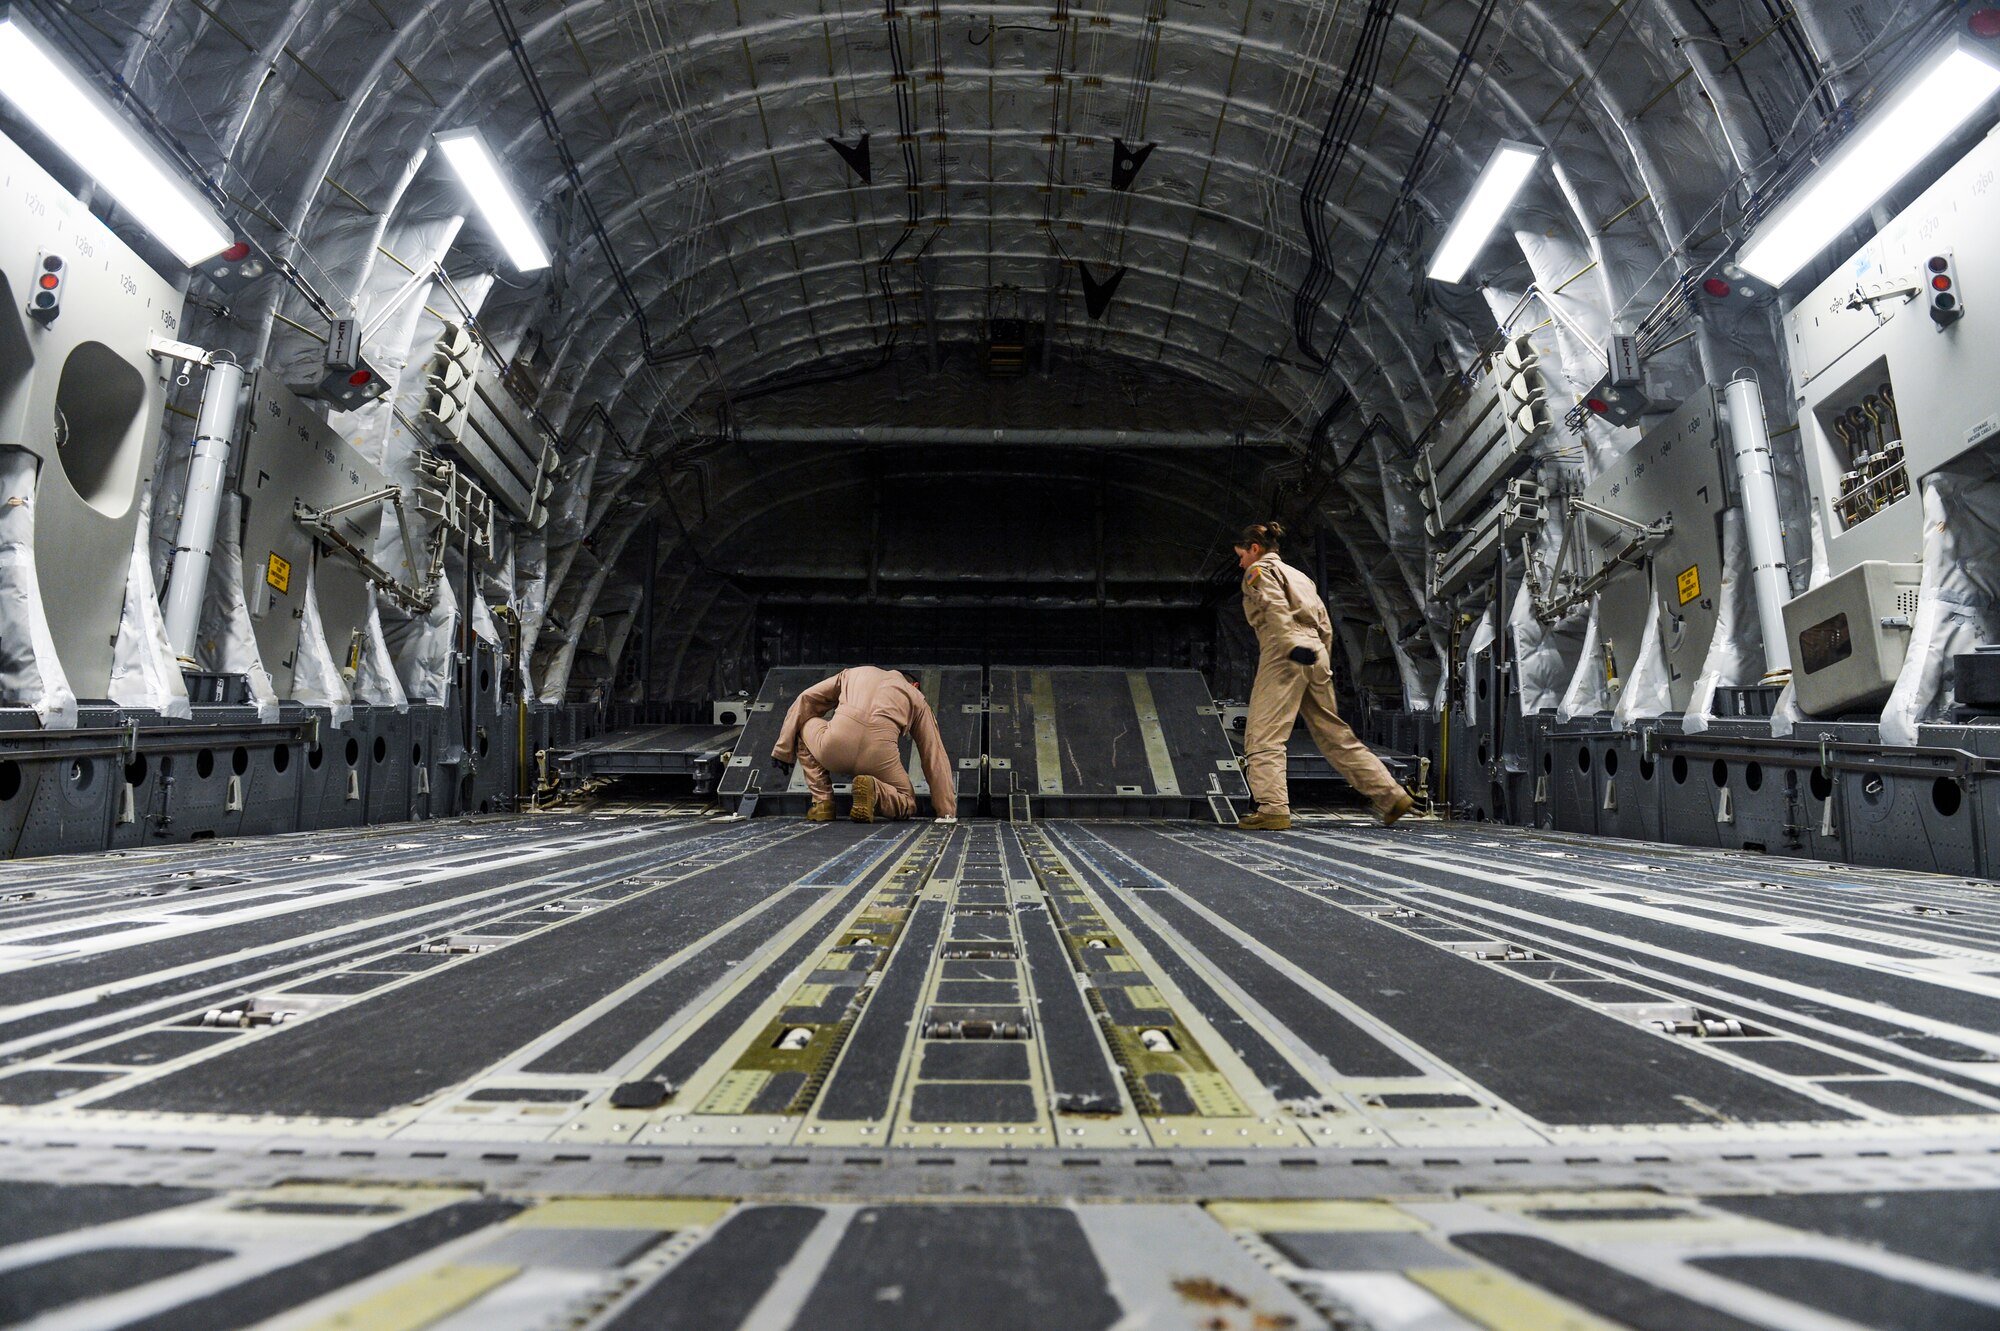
<box><xmin>1381</xmin><ymin>792</ymin><xmax>1416</xmax><ymax>826</ymax></box>
<box><xmin>850</xmin><ymin>775</ymin><xmax>878</xmax><ymax>823</ymax></box>
<box><xmin>805</xmin><ymin>800</ymin><xmax>836</xmax><ymax>822</ymax></box>
<box><xmin>1235</xmin><ymin>810</ymin><xmax>1291</xmax><ymax>831</ymax></box>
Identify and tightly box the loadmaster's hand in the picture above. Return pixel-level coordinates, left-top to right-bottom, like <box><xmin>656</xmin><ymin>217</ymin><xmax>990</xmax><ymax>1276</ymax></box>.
<box><xmin>1287</xmin><ymin>646</ymin><xmax>1318</xmax><ymax>666</ymax></box>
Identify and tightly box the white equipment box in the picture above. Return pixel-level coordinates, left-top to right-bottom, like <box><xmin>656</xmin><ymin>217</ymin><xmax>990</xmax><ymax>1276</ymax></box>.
<box><xmin>1781</xmin><ymin>560</ymin><xmax>1922</xmax><ymax>715</ymax></box>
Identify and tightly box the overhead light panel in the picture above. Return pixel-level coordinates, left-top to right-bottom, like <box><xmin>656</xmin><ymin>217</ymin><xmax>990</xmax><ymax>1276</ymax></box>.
<box><xmin>435</xmin><ymin>129</ymin><xmax>550</xmax><ymax>272</ymax></box>
<box><xmin>0</xmin><ymin>6</ymin><xmax>230</xmax><ymax>267</ymax></box>
<box><xmin>1427</xmin><ymin>141</ymin><xmax>1541</xmax><ymax>285</ymax></box>
<box><xmin>1737</xmin><ymin>37</ymin><xmax>2000</xmax><ymax>286</ymax></box>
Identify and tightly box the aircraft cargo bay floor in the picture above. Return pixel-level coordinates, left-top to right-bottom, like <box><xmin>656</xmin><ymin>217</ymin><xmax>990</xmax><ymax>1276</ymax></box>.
<box><xmin>2</xmin><ymin>813</ymin><xmax>1999</xmax><ymax>1329</ymax></box>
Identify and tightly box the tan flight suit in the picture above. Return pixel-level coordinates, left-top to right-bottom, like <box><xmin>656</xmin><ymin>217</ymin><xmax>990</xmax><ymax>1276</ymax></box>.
<box><xmin>1241</xmin><ymin>552</ymin><xmax>1406</xmax><ymax>817</ymax></box>
<box><xmin>772</xmin><ymin>667</ymin><xmax>958</xmax><ymax>819</ymax></box>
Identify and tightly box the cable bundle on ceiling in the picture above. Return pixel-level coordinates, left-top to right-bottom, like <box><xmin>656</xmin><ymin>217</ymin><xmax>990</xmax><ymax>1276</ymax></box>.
<box><xmin>1291</xmin><ymin>0</ymin><xmax>1400</xmax><ymax>369</ymax></box>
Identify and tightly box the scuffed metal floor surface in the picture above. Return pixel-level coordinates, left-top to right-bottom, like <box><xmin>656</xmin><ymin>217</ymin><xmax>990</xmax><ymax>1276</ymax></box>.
<box><xmin>1</xmin><ymin>810</ymin><xmax>1997</xmax><ymax>1328</ymax></box>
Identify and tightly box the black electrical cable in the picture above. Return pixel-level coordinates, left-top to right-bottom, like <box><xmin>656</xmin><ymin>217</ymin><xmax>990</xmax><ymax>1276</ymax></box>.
<box><xmin>1759</xmin><ymin>0</ymin><xmax>1840</xmax><ymax>122</ymax></box>
<box><xmin>1291</xmin><ymin>0</ymin><xmax>1400</xmax><ymax>367</ymax></box>
<box><xmin>968</xmin><ymin>19</ymin><xmax>1063</xmax><ymax>43</ymax></box>
<box><xmin>488</xmin><ymin>0</ymin><xmax>714</xmax><ymax>373</ymax></box>
<box><xmin>876</xmin><ymin>0</ymin><xmax>925</xmax><ymax>358</ymax></box>
<box><xmin>1316</xmin><ymin>0</ymin><xmax>1503</xmax><ymax>371</ymax></box>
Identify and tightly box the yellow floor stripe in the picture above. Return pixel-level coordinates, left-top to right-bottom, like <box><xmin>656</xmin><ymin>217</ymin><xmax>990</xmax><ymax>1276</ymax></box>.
<box><xmin>1127</xmin><ymin>672</ymin><xmax>1182</xmax><ymax>796</ymax></box>
<box><xmin>299</xmin><ymin>1264</ymin><xmax>518</xmax><ymax>1331</ymax></box>
<box><xmin>511</xmin><ymin>1198</ymin><xmax>731</xmax><ymax>1229</ymax></box>
<box><xmin>1206</xmin><ymin>1200</ymin><xmax>1426</xmax><ymax>1232</ymax></box>
<box><xmin>1031</xmin><ymin>671</ymin><xmax>1064</xmax><ymax>794</ymax></box>
<box><xmin>1408</xmin><ymin>1268</ymin><xmax>1622</xmax><ymax>1331</ymax></box>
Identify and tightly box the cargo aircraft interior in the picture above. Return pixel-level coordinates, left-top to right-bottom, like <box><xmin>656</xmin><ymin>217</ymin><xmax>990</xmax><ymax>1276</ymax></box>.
<box><xmin>3</xmin><ymin>0</ymin><xmax>2000</xmax><ymax>1326</ymax></box>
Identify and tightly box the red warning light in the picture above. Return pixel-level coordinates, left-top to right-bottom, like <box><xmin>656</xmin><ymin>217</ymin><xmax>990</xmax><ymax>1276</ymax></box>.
<box><xmin>1701</xmin><ymin>277</ymin><xmax>1731</xmax><ymax>297</ymax></box>
<box><xmin>347</xmin><ymin>370</ymin><xmax>373</xmax><ymax>386</ymax></box>
<box><xmin>38</xmin><ymin>274</ymin><xmax>59</xmax><ymax>290</ymax></box>
<box><xmin>1934</xmin><ymin>274</ymin><xmax>1954</xmax><ymax>291</ymax></box>
<box><xmin>222</xmin><ymin>242</ymin><xmax>251</xmax><ymax>262</ymax></box>
<box><xmin>1586</xmin><ymin>398</ymin><xmax>1610</xmax><ymax>414</ymax></box>
<box><xmin>1970</xmin><ymin>8</ymin><xmax>2000</xmax><ymax>39</ymax></box>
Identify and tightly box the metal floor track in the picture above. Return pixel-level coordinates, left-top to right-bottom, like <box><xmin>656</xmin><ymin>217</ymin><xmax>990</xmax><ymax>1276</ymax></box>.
<box><xmin>2</xmin><ymin>810</ymin><xmax>1998</xmax><ymax>1329</ymax></box>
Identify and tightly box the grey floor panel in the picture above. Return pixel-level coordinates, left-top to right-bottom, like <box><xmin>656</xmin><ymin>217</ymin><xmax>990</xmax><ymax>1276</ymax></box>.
<box><xmin>1451</xmin><ymin>1232</ymin><xmax>1778</xmax><ymax>1331</ymax></box>
<box><xmin>646</xmin><ymin>878</ymin><xmax>883</xmax><ymax>1087</ymax></box>
<box><xmin>0</xmin><ymin>1246</ymin><xmax>231</xmax><ymax>1326</ymax></box>
<box><xmin>0</xmin><ymin>1182</ymin><xmax>213</xmax><ymax>1246</ymax></box>
<box><xmin>1135</xmin><ymin>890</ymin><xmax>1421</xmax><ymax>1079</ymax></box>
<box><xmin>603</xmin><ymin>1207</ymin><xmax>823</xmax><ymax>1331</ymax></box>
<box><xmin>816</xmin><ymin>899</ymin><xmax>947</xmax><ymax>1121</ymax></box>
<box><xmin>1088</xmin><ymin>824</ymin><xmax>1850</xmax><ymax>1125</ymax></box>
<box><xmin>524</xmin><ymin>887</ymin><xmax>829</xmax><ymax>1075</ymax></box>
<box><xmin>789</xmin><ymin>1206</ymin><xmax>1121</xmax><ymax>1331</ymax></box>
<box><xmin>1016</xmin><ymin>903</ymin><xmax>1123</xmax><ymax>1112</ymax></box>
<box><xmin>95</xmin><ymin>828</ymin><xmax>848</xmax><ymax>1117</ymax></box>
<box><xmin>919</xmin><ymin>1042</ymin><xmax>1031</xmax><ymax>1080</ymax></box>
<box><xmin>908</xmin><ymin>1081</ymin><xmax>1038</xmax><ymax>1122</ymax></box>
<box><xmin>1702</xmin><ymin>1190</ymin><xmax>2000</xmax><ymax>1279</ymax></box>
<box><xmin>113</xmin><ymin>1199</ymin><xmax>520</xmax><ymax>1331</ymax></box>
<box><xmin>1689</xmin><ymin>1254</ymin><xmax>2000</xmax><ymax>1331</ymax></box>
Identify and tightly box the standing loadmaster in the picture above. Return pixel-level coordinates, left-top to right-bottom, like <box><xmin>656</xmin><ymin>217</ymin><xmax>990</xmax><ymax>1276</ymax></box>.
<box><xmin>772</xmin><ymin>666</ymin><xmax>959</xmax><ymax>823</ymax></box>
<box><xmin>1233</xmin><ymin>521</ymin><xmax>1416</xmax><ymax>831</ymax></box>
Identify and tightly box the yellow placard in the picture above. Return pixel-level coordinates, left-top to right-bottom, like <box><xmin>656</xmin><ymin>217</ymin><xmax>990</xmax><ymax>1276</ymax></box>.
<box><xmin>1676</xmin><ymin>564</ymin><xmax>1700</xmax><ymax>604</ymax></box>
<box><xmin>266</xmin><ymin>552</ymin><xmax>291</xmax><ymax>594</ymax></box>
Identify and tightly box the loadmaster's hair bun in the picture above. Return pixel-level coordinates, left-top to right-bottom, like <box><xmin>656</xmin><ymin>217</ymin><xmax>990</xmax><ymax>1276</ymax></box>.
<box><xmin>1238</xmin><ymin>520</ymin><xmax>1285</xmax><ymax>550</ymax></box>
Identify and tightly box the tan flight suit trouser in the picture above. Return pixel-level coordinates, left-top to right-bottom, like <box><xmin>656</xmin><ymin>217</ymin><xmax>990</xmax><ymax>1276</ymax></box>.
<box><xmin>1243</xmin><ymin>654</ymin><xmax>1405</xmax><ymax>817</ymax></box>
<box><xmin>798</xmin><ymin>716</ymin><xmax>919</xmax><ymax>819</ymax></box>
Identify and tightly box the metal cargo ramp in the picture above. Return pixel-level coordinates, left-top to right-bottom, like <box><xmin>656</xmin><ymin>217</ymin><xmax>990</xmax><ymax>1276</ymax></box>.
<box><xmin>719</xmin><ymin>666</ymin><xmax>984</xmax><ymax>816</ymax></box>
<box><xmin>552</xmin><ymin>723</ymin><xmax>743</xmax><ymax>792</ymax></box>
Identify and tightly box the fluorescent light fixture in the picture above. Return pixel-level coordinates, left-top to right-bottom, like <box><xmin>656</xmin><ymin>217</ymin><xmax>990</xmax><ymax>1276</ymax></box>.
<box><xmin>1427</xmin><ymin>141</ymin><xmax>1542</xmax><ymax>284</ymax></box>
<box><xmin>1738</xmin><ymin>37</ymin><xmax>2000</xmax><ymax>286</ymax></box>
<box><xmin>0</xmin><ymin>6</ymin><xmax>230</xmax><ymax>267</ymax></box>
<box><xmin>435</xmin><ymin>129</ymin><xmax>550</xmax><ymax>272</ymax></box>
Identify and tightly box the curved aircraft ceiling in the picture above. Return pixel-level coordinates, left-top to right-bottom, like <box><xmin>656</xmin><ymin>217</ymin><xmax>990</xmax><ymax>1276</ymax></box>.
<box><xmin>14</xmin><ymin>0</ymin><xmax>1962</xmax><ymax>694</ymax></box>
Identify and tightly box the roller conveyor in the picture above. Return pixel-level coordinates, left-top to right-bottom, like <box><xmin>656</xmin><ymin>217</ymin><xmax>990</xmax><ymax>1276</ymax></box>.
<box><xmin>1</xmin><ymin>810</ymin><xmax>1998</xmax><ymax>1329</ymax></box>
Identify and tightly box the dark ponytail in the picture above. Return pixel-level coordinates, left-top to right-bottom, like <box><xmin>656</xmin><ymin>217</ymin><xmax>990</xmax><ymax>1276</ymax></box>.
<box><xmin>1238</xmin><ymin>520</ymin><xmax>1285</xmax><ymax>552</ymax></box>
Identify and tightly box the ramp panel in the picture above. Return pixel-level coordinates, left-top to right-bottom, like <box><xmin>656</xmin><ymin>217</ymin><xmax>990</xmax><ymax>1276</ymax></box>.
<box><xmin>554</xmin><ymin>723</ymin><xmax>742</xmax><ymax>790</ymax></box>
<box><xmin>986</xmin><ymin>668</ymin><xmax>1246</xmax><ymax>817</ymax></box>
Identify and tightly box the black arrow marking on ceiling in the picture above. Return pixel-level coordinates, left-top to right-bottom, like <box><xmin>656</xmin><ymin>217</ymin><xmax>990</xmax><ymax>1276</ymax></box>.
<box><xmin>826</xmin><ymin>133</ymin><xmax>872</xmax><ymax>184</ymax></box>
<box><xmin>1110</xmin><ymin>138</ymin><xmax>1156</xmax><ymax>191</ymax></box>
<box><xmin>1079</xmin><ymin>265</ymin><xmax>1126</xmax><ymax>320</ymax></box>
